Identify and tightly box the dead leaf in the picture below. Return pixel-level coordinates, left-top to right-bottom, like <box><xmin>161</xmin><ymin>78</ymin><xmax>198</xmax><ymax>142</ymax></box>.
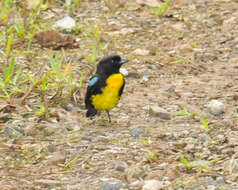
<box><xmin>136</xmin><ymin>0</ymin><xmax>160</xmax><ymax>7</ymax></box>
<box><xmin>35</xmin><ymin>30</ymin><xmax>79</xmax><ymax>50</ymax></box>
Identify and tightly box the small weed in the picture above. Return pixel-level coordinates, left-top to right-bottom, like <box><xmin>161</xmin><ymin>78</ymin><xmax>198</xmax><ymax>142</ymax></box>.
<box><xmin>85</xmin><ymin>25</ymin><xmax>109</xmax><ymax>63</ymax></box>
<box><xmin>189</xmin><ymin>40</ymin><xmax>199</xmax><ymax>48</ymax></box>
<box><xmin>151</xmin><ymin>0</ymin><xmax>171</xmax><ymax>17</ymax></box>
<box><xmin>145</xmin><ymin>150</ymin><xmax>160</xmax><ymax>163</ymax></box>
<box><xmin>180</xmin><ymin>155</ymin><xmax>220</xmax><ymax>176</ymax></box>
<box><xmin>170</xmin><ymin>54</ymin><xmax>194</xmax><ymax>65</ymax></box>
<box><xmin>201</xmin><ymin>118</ymin><xmax>210</xmax><ymax>131</ymax></box>
<box><xmin>140</xmin><ymin>138</ymin><xmax>152</xmax><ymax>145</ymax></box>
<box><xmin>180</xmin><ymin>155</ymin><xmax>194</xmax><ymax>170</ymax></box>
<box><xmin>176</xmin><ymin>109</ymin><xmax>197</xmax><ymax>118</ymax></box>
<box><xmin>0</xmin><ymin>57</ymin><xmax>24</xmax><ymax>100</ymax></box>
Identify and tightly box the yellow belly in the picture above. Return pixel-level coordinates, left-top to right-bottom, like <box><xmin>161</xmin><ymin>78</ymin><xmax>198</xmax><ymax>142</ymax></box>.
<box><xmin>92</xmin><ymin>73</ymin><xmax>124</xmax><ymax>110</ymax></box>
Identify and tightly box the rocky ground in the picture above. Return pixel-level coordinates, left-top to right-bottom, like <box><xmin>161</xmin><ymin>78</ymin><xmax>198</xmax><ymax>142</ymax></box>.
<box><xmin>1</xmin><ymin>0</ymin><xmax>238</xmax><ymax>189</ymax></box>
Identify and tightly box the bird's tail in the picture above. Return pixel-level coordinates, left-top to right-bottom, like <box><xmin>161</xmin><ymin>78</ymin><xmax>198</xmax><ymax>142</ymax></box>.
<box><xmin>86</xmin><ymin>108</ymin><xmax>97</xmax><ymax>118</ymax></box>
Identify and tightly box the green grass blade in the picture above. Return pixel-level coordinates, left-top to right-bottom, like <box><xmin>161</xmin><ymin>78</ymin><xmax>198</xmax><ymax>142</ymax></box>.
<box><xmin>12</xmin><ymin>67</ymin><xmax>22</xmax><ymax>85</ymax></box>
<box><xmin>6</xmin><ymin>33</ymin><xmax>13</xmax><ymax>57</ymax></box>
<box><xmin>155</xmin><ymin>0</ymin><xmax>170</xmax><ymax>17</ymax></box>
<box><xmin>5</xmin><ymin>57</ymin><xmax>15</xmax><ymax>84</ymax></box>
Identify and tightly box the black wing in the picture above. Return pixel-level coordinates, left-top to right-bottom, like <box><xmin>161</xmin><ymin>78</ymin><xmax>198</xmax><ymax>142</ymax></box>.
<box><xmin>85</xmin><ymin>74</ymin><xmax>106</xmax><ymax>117</ymax></box>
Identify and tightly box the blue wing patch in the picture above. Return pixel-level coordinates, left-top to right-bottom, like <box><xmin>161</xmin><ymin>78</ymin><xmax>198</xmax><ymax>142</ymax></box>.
<box><xmin>89</xmin><ymin>76</ymin><xmax>99</xmax><ymax>86</ymax></box>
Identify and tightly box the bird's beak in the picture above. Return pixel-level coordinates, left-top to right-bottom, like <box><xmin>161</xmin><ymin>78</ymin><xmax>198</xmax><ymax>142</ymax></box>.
<box><xmin>119</xmin><ymin>58</ymin><xmax>129</xmax><ymax>65</ymax></box>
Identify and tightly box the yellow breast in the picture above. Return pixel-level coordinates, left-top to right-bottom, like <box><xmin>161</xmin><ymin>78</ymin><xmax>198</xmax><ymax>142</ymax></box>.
<box><xmin>92</xmin><ymin>73</ymin><xmax>124</xmax><ymax>110</ymax></box>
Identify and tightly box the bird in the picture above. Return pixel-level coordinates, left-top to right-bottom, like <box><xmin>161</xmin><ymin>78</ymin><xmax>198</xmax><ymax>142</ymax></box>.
<box><xmin>85</xmin><ymin>55</ymin><xmax>128</xmax><ymax>123</ymax></box>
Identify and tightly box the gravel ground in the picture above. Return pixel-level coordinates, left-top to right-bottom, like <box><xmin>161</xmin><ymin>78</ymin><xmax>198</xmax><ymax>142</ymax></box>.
<box><xmin>1</xmin><ymin>0</ymin><xmax>238</xmax><ymax>189</ymax></box>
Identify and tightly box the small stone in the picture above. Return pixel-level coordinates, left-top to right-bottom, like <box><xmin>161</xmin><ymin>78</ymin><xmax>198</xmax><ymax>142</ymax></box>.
<box><xmin>216</xmin><ymin>134</ymin><xmax>226</xmax><ymax>142</ymax></box>
<box><xmin>191</xmin><ymin>131</ymin><xmax>202</xmax><ymax>138</ymax></box>
<box><xmin>115</xmin><ymin>161</ymin><xmax>128</xmax><ymax>172</ymax></box>
<box><xmin>167</xmin><ymin>104</ymin><xmax>179</xmax><ymax>112</ymax></box>
<box><xmin>4</xmin><ymin>126</ymin><xmax>24</xmax><ymax>137</ymax></box>
<box><xmin>35</xmin><ymin>179</ymin><xmax>61</xmax><ymax>187</ymax></box>
<box><xmin>125</xmin><ymin>165</ymin><xmax>145</xmax><ymax>183</ymax></box>
<box><xmin>142</xmin><ymin>180</ymin><xmax>162</xmax><ymax>190</ymax></box>
<box><xmin>167</xmin><ymin>87</ymin><xmax>175</xmax><ymax>93</ymax></box>
<box><xmin>129</xmin><ymin>180</ymin><xmax>144</xmax><ymax>190</ymax></box>
<box><xmin>157</xmin><ymin>163</ymin><xmax>168</xmax><ymax>169</ymax></box>
<box><xmin>182</xmin><ymin>92</ymin><xmax>193</xmax><ymax>98</ymax></box>
<box><xmin>143</xmin><ymin>70</ymin><xmax>149</xmax><ymax>76</ymax></box>
<box><xmin>130</xmin><ymin>127</ymin><xmax>147</xmax><ymax>137</ymax></box>
<box><xmin>141</xmin><ymin>76</ymin><xmax>149</xmax><ymax>82</ymax></box>
<box><xmin>120</xmin><ymin>68</ymin><xmax>129</xmax><ymax>76</ymax></box>
<box><xmin>207</xmin><ymin>185</ymin><xmax>217</xmax><ymax>190</ymax></box>
<box><xmin>47</xmin><ymin>144</ymin><xmax>57</xmax><ymax>153</ymax></box>
<box><xmin>100</xmin><ymin>178</ymin><xmax>124</xmax><ymax>190</ymax></box>
<box><xmin>185</xmin><ymin>143</ymin><xmax>195</xmax><ymax>151</ymax></box>
<box><xmin>149</xmin><ymin>105</ymin><xmax>171</xmax><ymax>120</ymax></box>
<box><xmin>207</xmin><ymin>100</ymin><xmax>225</xmax><ymax>116</ymax></box>
<box><xmin>65</xmin><ymin>104</ymin><xmax>73</xmax><ymax>111</ymax></box>
<box><xmin>133</xmin><ymin>49</ymin><xmax>150</xmax><ymax>56</ymax></box>
<box><xmin>53</xmin><ymin>16</ymin><xmax>76</xmax><ymax>29</ymax></box>
<box><xmin>216</xmin><ymin>176</ymin><xmax>225</xmax><ymax>185</ymax></box>
<box><xmin>47</xmin><ymin>151</ymin><xmax>66</xmax><ymax>165</ymax></box>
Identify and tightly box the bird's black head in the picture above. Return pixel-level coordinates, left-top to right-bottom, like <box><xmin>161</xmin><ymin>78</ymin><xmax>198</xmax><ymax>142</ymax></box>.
<box><xmin>96</xmin><ymin>55</ymin><xmax>128</xmax><ymax>76</ymax></box>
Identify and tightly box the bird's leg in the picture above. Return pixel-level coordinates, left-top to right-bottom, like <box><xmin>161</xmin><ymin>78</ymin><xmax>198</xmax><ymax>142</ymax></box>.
<box><xmin>106</xmin><ymin>110</ymin><xmax>111</xmax><ymax>123</ymax></box>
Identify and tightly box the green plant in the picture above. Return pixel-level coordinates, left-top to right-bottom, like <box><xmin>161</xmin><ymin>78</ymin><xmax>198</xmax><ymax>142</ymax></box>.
<box><xmin>176</xmin><ymin>109</ymin><xmax>197</xmax><ymax>118</ymax></box>
<box><xmin>180</xmin><ymin>155</ymin><xmax>194</xmax><ymax>170</ymax></box>
<box><xmin>85</xmin><ymin>25</ymin><xmax>109</xmax><ymax>63</ymax></box>
<box><xmin>5</xmin><ymin>32</ymin><xmax>13</xmax><ymax>58</ymax></box>
<box><xmin>201</xmin><ymin>118</ymin><xmax>210</xmax><ymax>131</ymax></box>
<box><xmin>0</xmin><ymin>57</ymin><xmax>24</xmax><ymax>99</ymax></box>
<box><xmin>189</xmin><ymin>40</ymin><xmax>199</xmax><ymax>48</ymax></box>
<box><xmin>180</xmin><ymin>155</ymin><xmax>220</xmax><ymax>176</ymax></box>
<box><xmin>145</xmin><ymin>150</ymin><xmax>160</xmax><ymax>163</ymax></box>
<box><xmin>170</xmin><ymin>54</ymin><xmax>194</xmax><ymax>65</ymax></box>
<box><xmin>151</xmin><ymin>0</ymin><xmax>171</xmax><ymax>17</ymax></box>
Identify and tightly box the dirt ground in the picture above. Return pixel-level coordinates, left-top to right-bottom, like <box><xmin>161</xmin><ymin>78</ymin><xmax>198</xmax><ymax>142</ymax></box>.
<box><xmin>1</xmin><ymin>0</ymin><xmax>238</xmax><ymax>189</ymax></box>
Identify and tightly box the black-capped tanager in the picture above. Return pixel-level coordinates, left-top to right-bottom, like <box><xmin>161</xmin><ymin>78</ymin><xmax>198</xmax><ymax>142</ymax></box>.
<box><xmin>85</xmin><ymin>55</ymin><xmax>128</xmax><ymax>122</ymax></box>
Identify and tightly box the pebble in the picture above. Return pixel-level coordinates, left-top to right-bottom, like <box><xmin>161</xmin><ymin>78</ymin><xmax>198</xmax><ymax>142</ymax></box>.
<box><xmin>4</xmin><ymin>126</ymin><xmax>25</xmax><ymax>137</ymax></box>
<box><xmin>191</xmin><ymin>131</ymin><xmax>202</xmax><ymax>138</ymax></box>
<box><xmin>216</xmin><ymin>176</ymin><xmax>225</xmax><ymax>185</ymax></box>
<box><xmin>46</xmin><ymin>151</ymin><xmax>66</xmax><ymax>165</ymax></box>
<box><xmin>115</xmin><ymin>161</ymin><xmax>128</xmax><ymax>172</ymax></box>
<box><xmin>207</xmin><ymin>185</ymin><xmax>217</xmax><ymax>190</ymax></box>
<box><xmin>157</xmin><ymin>162</ymin><xmax>168</xmax><ymax>169</ymax></box>
<box><xmin>125</xmin><ymin>165</ymin><xmax>145</xmax><ymax>183</ymax></box>
<box><xmin>120</xmin><ymin>68</ymin><xmax>129</xmax><ymax>76</ymax></box>
<box><xmin>35</xmin><ymin>179</ymin><xmax>61</xmax><ymax>187</ymax></box>
<box><xmin>142</xmin><ymin>180</ymin><xmax>162</xmax><ymax>190</ymax></box>
<box><xmin>207</xmin><ymin>100</ymin><xmax>225</xmax><ymax>116</ymax></box>
<box><xmin>130</xmin><ymin>127</ymin><xmax>147</xmax><ymax>138</ymax></box>
<box><xmin>100</xmin><ymin>178</ymin><xmax>124</xmax><ymax>190</ymax></box>
<box><xmin>167</xmin><ymin>86</ymin><xmax>175</xmax><ymax>93</ymax></box>
<box><xmin>65</xmin><ymin>104</ymin><xmax>73</xmax><ymax>111</ymax></box>
<box><xmin>133</xmin><ymin>49</ymin><xmax>150</xmax><ymax>56</ymax></box>
<box><xmin>185</xmin><ymin>143</ymin><xmax>195</xmax><ymax>151</ymax></box>
<box><xmin>167</xmin><ymin>104</ymin><xmax>179</xmax><ymax>112</ymax></box>
<box><xmin>53</xmin><ymin>16</ymin><xmax>76</xmax><ymax>29</ymax></box>
<box><xmin>182</xmin><ymin>92</ymin><xmax>194</xmax><ymax>98</ymax></box>
<box><xmin>141</xmin><ymin>76</ymin><xmax>149</xmax><ymax>82</ymax></box>
<box><xmin>216</xmin><ymin>134</ymin><xmax>226</xmax><ymax>142</ymax></box>
<box><xmin>149</xmin><ymin>105</ymin><xmax>171</xmax><ymax>120</ymax></box>
<box><xmin>129</xmin><ymin>180</ymin><xmax>144</xmax><ymax>190</ymax></box>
